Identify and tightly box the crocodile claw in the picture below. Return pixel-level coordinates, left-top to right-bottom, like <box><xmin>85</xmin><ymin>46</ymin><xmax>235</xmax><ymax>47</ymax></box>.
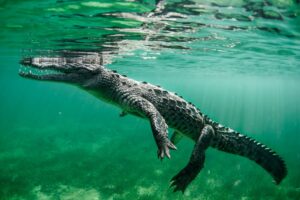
<box><xmin>157</xmin><ymin>140</ymin><xmax>177</xmax><ymax>160</ymax></box>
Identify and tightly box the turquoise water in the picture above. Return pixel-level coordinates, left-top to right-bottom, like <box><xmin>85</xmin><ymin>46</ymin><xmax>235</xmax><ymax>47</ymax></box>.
<box><xmin>0</xmin><ymin>0</ymin><xmax>300</xmax><ymax>199</ymax></box>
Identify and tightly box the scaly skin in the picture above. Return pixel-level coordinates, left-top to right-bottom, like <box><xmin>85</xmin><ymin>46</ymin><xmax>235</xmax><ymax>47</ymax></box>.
<box><xmin>19</xmin><ymin>56</ymin><xmax>287</xmax><ymax>193</ymax></box>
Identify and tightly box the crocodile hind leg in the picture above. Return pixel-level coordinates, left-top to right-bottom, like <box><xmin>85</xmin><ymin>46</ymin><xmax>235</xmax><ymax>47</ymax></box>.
<box><xmin>171</xmin><ymin>125</ymin><xmax>215</xmax><ymax>193</ymax></box>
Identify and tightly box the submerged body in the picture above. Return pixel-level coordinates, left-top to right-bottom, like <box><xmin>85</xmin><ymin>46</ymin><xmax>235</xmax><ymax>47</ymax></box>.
<box><xmin>19</xmin><ymin>56</ymin><xmax>287</xmax><ymax>192</ymax></box>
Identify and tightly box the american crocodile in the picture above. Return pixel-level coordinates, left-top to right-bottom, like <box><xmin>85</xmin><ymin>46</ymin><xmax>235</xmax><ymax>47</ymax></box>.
<box><xmin>19</xmin><ymin>56</ymin><xmax>287</xmax><ymax>193</ymax></box>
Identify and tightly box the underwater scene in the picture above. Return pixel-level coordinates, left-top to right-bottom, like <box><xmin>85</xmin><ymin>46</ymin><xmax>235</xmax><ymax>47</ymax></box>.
<box><xmin>0</xmin><ymin>0</ymin><xmax>300</xmax><ymax>199</ymax></box>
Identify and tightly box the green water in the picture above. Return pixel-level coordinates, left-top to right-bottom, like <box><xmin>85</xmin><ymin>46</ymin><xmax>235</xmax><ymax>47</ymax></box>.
<box><xmin>0</xmin><ymin>0</ymin><xmax>300</xmax><ymax>199</ymax></box>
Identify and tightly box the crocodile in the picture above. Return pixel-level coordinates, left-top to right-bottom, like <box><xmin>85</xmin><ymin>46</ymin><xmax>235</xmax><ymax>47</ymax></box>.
<box><xmin>19</xmin><ymin>55</ymin><xmax>287</xmax><ymax>193</ymax></box>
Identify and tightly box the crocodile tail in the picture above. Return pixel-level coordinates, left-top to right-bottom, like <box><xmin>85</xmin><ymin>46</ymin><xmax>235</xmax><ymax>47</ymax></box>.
<box><xmin>204</xmin><ymin>116</ymin><xmax>287</xmax><ymax>184</ymax></box>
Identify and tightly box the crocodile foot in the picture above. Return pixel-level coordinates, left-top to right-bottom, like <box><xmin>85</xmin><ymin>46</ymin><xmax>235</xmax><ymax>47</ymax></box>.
<box><xmin>170</xmin><ymin>163</ymin><xmax>199</xmax><ymax>193</ymax></box>
<box><xmin>157</xmin><ymin>139</ymin><xmax>177</xmax><ymax>159</ymax></box>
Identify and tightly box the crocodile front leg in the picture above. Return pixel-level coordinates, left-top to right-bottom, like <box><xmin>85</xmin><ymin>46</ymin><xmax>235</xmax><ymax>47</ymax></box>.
<box><xmin>122</xmin><ymin>94</ymin><xmax>177</xmax><ymax>159</ymax></box>
<box><xmin>171</xmin><ymin>125</ymin><xmax>214</xmax><ymax>193</ymax></box>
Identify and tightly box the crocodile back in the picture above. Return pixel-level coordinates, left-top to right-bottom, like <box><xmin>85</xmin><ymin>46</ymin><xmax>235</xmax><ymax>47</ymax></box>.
<box><xmin>139</xmin><ymin>83</ymin><xmax>205</xmax><ymax>139</ymax></box>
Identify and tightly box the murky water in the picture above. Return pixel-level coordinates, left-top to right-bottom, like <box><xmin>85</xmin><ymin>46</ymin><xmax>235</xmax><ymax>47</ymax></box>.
<box><xmin>0</xmin><ymin>0</ymin><xmax>300</xmax><ymax>199</ymax></box>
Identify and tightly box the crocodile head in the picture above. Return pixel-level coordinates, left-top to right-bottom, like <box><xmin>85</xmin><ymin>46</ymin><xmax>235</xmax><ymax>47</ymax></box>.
<box><xmin>19</xmin><ymin>57</ymin><xmax>102</xmax><ymax>85</ymax></box>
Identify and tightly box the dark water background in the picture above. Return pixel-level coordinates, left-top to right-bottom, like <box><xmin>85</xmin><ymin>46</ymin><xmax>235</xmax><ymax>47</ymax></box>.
<box><xmin>0</xmin><ymin>0</ymin><xmax>300</xmax><ymax>199</ymax></box>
